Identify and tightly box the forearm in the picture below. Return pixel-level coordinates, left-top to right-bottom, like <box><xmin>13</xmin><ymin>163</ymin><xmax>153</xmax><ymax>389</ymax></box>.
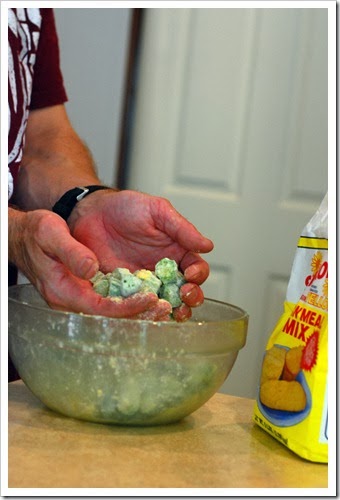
<box><xmin>12</xmin><ymin>105</ymin><xmax>104</xmax><ymax>211</ymax></box>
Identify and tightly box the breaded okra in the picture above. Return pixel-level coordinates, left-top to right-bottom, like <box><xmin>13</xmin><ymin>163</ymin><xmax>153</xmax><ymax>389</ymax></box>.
<box><xmin>90</xmin><ymin>258</ymin><xmax>186</xmax><ymax>312</ymax></box>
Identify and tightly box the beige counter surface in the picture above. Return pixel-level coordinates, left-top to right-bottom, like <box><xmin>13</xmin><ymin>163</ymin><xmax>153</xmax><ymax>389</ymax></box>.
<box><xmin>8</xmin><ymin>380</ymin><xmax>327</xmax><ymax>489</ymax></box>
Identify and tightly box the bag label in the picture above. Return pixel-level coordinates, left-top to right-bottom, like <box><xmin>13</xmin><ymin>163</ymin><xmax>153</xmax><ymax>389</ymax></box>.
<box><xmin>253</xmin><ymin>195</ymin><xmax>328</xmax><ymax>463</ymax></box>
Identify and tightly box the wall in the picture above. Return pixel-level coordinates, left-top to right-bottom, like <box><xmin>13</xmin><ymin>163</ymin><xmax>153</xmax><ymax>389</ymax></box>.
<box><xmin>54</xmin><ymin>8</ymin><xmax>131</xmax><ymax>186</ymax></box>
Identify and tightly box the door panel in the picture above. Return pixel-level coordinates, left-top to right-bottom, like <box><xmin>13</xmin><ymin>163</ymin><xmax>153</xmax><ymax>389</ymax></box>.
<box><xmin>127</xmin><ymin>8</ymin><xmax>328</xmax><ymax>397</ymax></box>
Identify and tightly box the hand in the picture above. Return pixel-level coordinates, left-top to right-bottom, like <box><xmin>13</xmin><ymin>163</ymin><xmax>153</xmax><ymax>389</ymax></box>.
<box><xmin>68</xmin><ymin>189</ymin><xmax>214</xmax><ymax>320</ymax></box>
<box><xmin>8</xmin><ymin>208</ymin><xmax>172</xmax><ymax>320</ymax></box>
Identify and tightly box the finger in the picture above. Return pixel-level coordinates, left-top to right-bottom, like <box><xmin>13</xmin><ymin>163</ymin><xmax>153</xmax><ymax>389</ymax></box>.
<box><xmin>155</xmin><ymin>200</ymin><xmax>214</xmax><ymax>253</ymax></box>
<box><xmin>180</xmin><ymin>252</ymin><xmax>210</xmax><ymax>285</ymax></box>
<box><xmin>132</xmin><ymin>299</ymin><xmax>172</xmax><ymax>321</ymax></box>
<box><xmin>172</xmin><ymin>303</ymin><xmax>192</xmax><ymax>322</ymax></box>
<box><xmin>44</xmin><ymin>277</ymin><xmax>160</xmax><ymax>318</ymax></box>
<box><xmin>180</xmin><ymin>283</ymin><xmax>204</xmax><ymax>307</ymax></box>
<box><xmin>86</xmin><ymin>292</ymin><xmax>160</xmax><ymax>318</ymax></box>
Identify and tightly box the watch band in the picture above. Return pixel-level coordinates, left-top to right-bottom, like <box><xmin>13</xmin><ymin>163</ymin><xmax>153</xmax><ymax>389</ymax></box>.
<box><xmin>52</xmin><ymin>185</ymin><xmax>110</xmax><ymax>221</ymax></box>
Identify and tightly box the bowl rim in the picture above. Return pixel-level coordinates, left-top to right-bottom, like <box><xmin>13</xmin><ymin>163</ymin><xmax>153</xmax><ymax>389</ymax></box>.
<box><xmin>8</xmin><ymin>284</ymin><xmax>249</xmax><ymax>325</ymax></box>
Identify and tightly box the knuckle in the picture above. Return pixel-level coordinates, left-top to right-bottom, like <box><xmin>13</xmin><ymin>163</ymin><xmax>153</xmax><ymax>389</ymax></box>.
<box><xmin>30</xmin><ymin>211</ymin><xmax>63</xmax><ymax>240</ymax></box>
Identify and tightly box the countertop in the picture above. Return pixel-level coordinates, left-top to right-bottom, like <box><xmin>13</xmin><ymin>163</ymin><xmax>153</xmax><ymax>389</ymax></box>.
<box><xmin>8</xmin><ymin>380</ymin><xmax>328</xmax><ymax>490</ymax></box>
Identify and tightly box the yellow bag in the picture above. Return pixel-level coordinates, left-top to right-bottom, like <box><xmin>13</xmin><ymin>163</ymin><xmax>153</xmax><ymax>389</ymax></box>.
<box><xmin>253</xmin><ymin>194</ymin><xmax>328</xmax><ymax>463</ymax></box>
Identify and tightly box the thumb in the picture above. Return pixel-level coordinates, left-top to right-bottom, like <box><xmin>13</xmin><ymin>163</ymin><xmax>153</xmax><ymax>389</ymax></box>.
<box><xmin>42</xmin><ymin>219</ymin><xmax>99</xmax><ymax>280</ymax></box>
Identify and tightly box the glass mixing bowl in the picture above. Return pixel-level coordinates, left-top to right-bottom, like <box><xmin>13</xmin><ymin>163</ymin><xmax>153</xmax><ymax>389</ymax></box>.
<box><xmin>8</xmin><ymin>284</ymin><xmax>248</xmax><ymax>426</ymax></box>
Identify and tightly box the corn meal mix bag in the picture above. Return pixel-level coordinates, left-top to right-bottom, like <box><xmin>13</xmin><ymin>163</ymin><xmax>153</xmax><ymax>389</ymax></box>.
<box><xmin>253</xmin><ymin>194</ymin><xmax>328</xmax><ymax>463</ymax></box>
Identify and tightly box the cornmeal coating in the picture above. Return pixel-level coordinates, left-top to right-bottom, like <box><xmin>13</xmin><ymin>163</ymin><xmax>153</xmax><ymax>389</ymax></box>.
<box><xmin>91</xmin><ymin>258</ymin><xmax>186</xmax><ymax>313</ymax></box>
<box><xmin>155</xmin><ymin>258</ymin><xmax>179</xmax><ymax>284</ymax></box>
<box><xmin>159</xmin><ymin>283</ymin><xmax>182</xmax><ymax>308</ymax></box>
<box><xmin>134</xmin><ymin>270</ymin><xmax>162</xmax><ymax>295</ymax></box>
<box><xmin>120</xmin><ymin>274</ymin><xmax>143</xmax><ymax>297</ymax></box>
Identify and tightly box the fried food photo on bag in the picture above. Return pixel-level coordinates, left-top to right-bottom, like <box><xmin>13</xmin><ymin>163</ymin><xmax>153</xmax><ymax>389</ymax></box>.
<box><xmin>260</xmin><ymin>379</ymin><xmax>307</xmax><ymax>412</ymax></box>
<box><xmin>282</xmin><ymin>345</ymin><xmax>304</xmax><ymax>381</ymax></box>
<box><xmin>260</xmin><ymin>345</ymin><xmax>286</xmax><ymax>384</ymax></box>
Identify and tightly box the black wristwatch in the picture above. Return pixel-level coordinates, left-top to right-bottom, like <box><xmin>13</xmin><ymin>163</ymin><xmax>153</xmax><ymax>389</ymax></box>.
<box><xmin>52</xmin><ymin>185</ymin><xmax>110</xmax><ymax>221</ymax></box>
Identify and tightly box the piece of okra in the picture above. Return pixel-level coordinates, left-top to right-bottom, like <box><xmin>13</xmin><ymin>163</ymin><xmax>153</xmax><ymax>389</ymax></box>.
<box><xmin>91</xmin><ymin>259</ymin><xmax>186</xmax><ymax>309</ymax></box>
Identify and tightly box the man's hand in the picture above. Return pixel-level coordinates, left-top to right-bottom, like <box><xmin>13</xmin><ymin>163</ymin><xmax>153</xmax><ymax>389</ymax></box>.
<box><xmin>10</xmin><ymin>105</ymin><xmax>214</xmax><ymax>321</ymax></box>
<box><xmin>8</xmin><ymin>207</ymin><xmax>172</xmax><ymax>320</ymax></box>
<box><xmin>68</xmin><ymin>189</ymin><xmax>214</xmax><ymax>320</ymax></box>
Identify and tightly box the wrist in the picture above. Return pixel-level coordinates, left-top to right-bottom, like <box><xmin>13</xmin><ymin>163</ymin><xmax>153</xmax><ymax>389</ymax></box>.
<box><xmin>52</xmin><ymin>185</ymin><xmax>115</xmax><ymax>222</ymax></box>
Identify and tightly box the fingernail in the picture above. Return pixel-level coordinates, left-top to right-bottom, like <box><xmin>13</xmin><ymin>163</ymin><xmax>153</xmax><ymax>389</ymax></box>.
<box><xmin>184</xmin><ymin>266</ymin><xmax>201</xmax><ymax>282</ymax></box>
<box><xmin>81</xmin><ymin>258</ymin><xmax>99</xmax><ymax>279</ymax></box>
<box><xmin>182</xmin><ymin>284</ymin><xmax>197</xmax><ymax>300</ymax></box>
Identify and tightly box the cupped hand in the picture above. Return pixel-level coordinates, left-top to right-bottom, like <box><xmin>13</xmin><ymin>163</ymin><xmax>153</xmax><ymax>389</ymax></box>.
<box><xmin>8</xmin><ymin>208</ymin><xmax>172</xmax><ymax>320</ymax></box>
<box><xmin>68</xmin><ymin>189</ymin><xmax>214</xmax><ymax>321</ymax></box>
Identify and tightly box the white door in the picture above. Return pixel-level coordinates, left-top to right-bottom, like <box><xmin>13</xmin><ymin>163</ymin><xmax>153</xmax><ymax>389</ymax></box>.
<box><xmin>127</xmin><ymin>8</ymin><xmax>328</xmax><ymax>398</ymax></box>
